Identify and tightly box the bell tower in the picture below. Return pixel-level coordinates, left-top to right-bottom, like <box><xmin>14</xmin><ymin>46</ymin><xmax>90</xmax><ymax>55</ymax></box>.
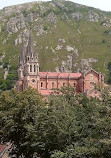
<box><xmin>17</xmin><ymin>30</ymin><xmax>40</xmax><ymax>91</ymax></box>
<box><xmin>24</xmin><ymin>31</ymin><xmax>39</xmax><ymax>76</ymax></box>
<box><xmin>17</xmin><ymin>34</ymin><xmax>26</xmax><ymax>91</ymax></box>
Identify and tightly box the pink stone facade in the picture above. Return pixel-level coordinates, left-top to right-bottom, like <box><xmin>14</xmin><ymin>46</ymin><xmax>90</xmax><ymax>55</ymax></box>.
<box><xmin>17</xmin><ymin>32</ymin><xmax>105</xmax><ymax>97</ymax></box>
<box><xmin>17</xmin><ymin>69</ymin><xmax>104</xmax><ymax>97</ymax></box>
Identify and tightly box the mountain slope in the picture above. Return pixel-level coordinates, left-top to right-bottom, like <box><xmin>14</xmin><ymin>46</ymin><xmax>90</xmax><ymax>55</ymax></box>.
<box><xmin>0</xmin><ymin>0</ymin><xmax>111</xmax><ymax>90</ymax></box>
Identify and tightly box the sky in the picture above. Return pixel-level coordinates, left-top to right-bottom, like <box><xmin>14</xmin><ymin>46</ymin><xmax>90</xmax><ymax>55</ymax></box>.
<box><xmin>0</xmin><ymin>0</ymin><xmax>111</xmax><ymax>12</ymax></box>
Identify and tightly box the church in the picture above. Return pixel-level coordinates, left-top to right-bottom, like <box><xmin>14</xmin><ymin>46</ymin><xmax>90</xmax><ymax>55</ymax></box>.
<box><xmin>17</xmin><ymin>31</ymin><xmax>105</xmax><ymax>97</ymax></box>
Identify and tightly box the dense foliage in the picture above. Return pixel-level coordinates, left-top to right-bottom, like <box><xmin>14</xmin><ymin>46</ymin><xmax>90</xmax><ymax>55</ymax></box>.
<box><xmin>0</xmin><ymin>87</ymin><xmax>111</xmax><ymax>158</ymax></box>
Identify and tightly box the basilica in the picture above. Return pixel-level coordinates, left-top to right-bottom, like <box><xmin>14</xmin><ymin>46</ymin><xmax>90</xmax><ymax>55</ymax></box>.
<box><xmin>17</xmin><ymin>31</ymin><xmax>105</xmax><ymax>97</ymax></box>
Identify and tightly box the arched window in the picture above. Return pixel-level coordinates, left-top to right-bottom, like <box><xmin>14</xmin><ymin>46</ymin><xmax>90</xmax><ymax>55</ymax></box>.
<box><xmin>74</xmin><ymin>83</ymin><xmax>76</xmax><ymax>87</ymax></box>
<box><xmin>90</xmin><ymin>82</ymin><xmax>94</xmax><ymax>88</ymax></box>
<box><xmin>63</xmin><ymin>82</ymin><xmax>65</xmax><ymax>87</ymax></box>
<box><xmin>37</xmin><ymin>66</ymin><xmax>38</xmax><ymax>73</ymax></box>
<box><xmin>52</xmin><ymin>82</ymin><xmax>54</xmax><ymax>89</ymax></box>
<box><xmin>41</xmin><ymin>82</ymin><xmax>43</xmax><ymax>88</ymax></box>
<box><xmin>34</xmin><ymin>65</ymin><xmax>36</xmax><ymax>72</ymax></box>
<box><xmin>30</xmin><ymin>65</ymin><xmax>32</xmax><ymax>72</ymax></box>
<box><xmin>90</xmin><ymin>74</ymin><xmax>93</xmax><ymax>80</ymax></box>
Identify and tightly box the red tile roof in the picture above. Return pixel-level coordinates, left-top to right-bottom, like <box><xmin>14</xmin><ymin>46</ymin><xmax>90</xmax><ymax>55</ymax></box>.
<box><xmin>0</xmin><ymin>145</ymin><xmax>6</xmax><ymax>153</ymax></box>
<box><xmin>39</xmin><ymin>72</ymin><xmax>47</xmax><ymax>77</ymax></box>
<box><xmin>39</xmin><ymin>72</ymin><xmax>82</xmax><ymax>78</ymax></box>
<box><xmin>70</xmin><ymin>73</ymin><xmax>82</xmax><ymax>78</ymax></box>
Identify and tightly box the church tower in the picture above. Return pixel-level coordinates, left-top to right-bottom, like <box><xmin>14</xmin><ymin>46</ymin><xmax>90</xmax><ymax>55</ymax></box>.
<box><xmin>17</xmin><ymin>34</ymin><xmax>26</xmax><ymax>91</ymax></box>
<box><xmin>18</xmin><ymin>34</ymin><xmax>26</xmax><ymax>80</ymax></box>
<box><xmin>17</xmin><ymin>31</ymin><xmax>40</xmax><ymax>91</ymax></box>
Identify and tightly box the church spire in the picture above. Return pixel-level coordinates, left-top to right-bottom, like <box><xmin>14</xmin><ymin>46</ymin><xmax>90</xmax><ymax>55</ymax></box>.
<box><xmin>19</xmin><ymin>33</ymin><xmax>26</xmax><ymax>66</ymax></box>
<box><xmin>26</xmin><ymin>30</ymin><xmax>38</xmax><ymax>59</ymax></box>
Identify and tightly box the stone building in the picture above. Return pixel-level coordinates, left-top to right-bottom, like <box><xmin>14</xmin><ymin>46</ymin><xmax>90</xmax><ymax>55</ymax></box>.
<box><xmin>17</xmin><ymin>31</ymin><xmax>104</xmax><ymax>97</ymax></box>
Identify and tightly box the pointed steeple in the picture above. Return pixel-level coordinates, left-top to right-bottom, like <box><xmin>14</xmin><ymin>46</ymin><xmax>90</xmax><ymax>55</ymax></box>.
<box><xmin>19</xmin><ymin>33</ymin><xmax>26</xmax><ymax>66</ymax></box>
<box><xmin>26</xmin><ymin>30</ymin><xmax>38</xmax><ymax>59</ymax></box>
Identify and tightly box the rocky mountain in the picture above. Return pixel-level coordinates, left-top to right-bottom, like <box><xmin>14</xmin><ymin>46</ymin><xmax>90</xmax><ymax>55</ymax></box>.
<box><xmin>0</xmin><ymin>0</ymin><xmax>111</xmax><ymax>90</ymax></box>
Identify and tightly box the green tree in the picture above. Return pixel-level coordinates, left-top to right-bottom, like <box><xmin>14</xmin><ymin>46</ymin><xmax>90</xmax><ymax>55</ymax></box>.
<box><xmin>0</xmin><ymin>86</ymin><xmax>111</xmax><ymax>158</ymax></box>
<box><xmin>0</xmin><ymin>88</ymin><xmax>45</xmax><ymax>158</ymax></box>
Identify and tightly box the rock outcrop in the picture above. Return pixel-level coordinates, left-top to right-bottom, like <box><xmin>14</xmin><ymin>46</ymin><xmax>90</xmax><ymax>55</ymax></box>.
<box><xmin>61</xmin><ymin>13</ymin><xmax>68</xmax><ymax>21</ymax></box>
<box><xmin>71</xmin><ymin>12</ymin><xmax>83</xmax><ymax>21</ymax></box>
<box><xmin>46</xmin><ymin>12</ymin><xmax>58</xmax><ymax>23</ymax></box>
<box><xmin>80</xmin><ymin>58</ymin><xmax>98</xmax><ymax>72</ymax></box>
<box><xmin>7</xmin><ymin>14</ymin><xmax>26</xmax><ymax>33</ymax></box>
<box><xmin>86</xmin><ymin>10</ymin><xmax>99</xmax><ymax>22</ymax></box>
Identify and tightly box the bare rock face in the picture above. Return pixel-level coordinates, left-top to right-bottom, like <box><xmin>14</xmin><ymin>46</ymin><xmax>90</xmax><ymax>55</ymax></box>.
<box><xmin>3</xmin><ymin>6</ymin><xmax>21</xmax><ymax>16</ymax></box>
<box><xmin>36</xmin><ymin>25</ymin><xmax>46</xmax><ymax>36</ymax></box>
<box><xmin>7</xmin><ymin>18</ymin><xmax>18</xmax><ymax>33</ymax></box>
<box><xmin>15</xmin><ymin>29</ymin><xmax>30</xmax><ymax>45</ymax></box>
<box><xmin>34</xmin><ymin>16</ymin><xmax>43</xmax><ymax>23</ymax></box>
<box><xmin>3</xmin><ymin>2</ymin><xmax>38</xmax><ymax>16</ymax></box>
<box><xmin>53</xmin><ymin>0</ymin><xmax>65</xmax><ymax>8</ymax></box>
<box><xmin>56</xmin><ymin>47</ymin><xmax>78</xmax><ymax>73</ymax></box>
<box><xmin>32</xmin><ymin>15</ymin><xmax>47</xmax><ymax>36</ymax></box>
<box><xmin>80</xmin><ymin>58</ymin><xmax>98</xmax><ymax>71</ymax></box>
<box><xmin>61</xmin><ymin>13</ymin><xmax>68</xmax><ymax>21</ymax></box>
<box><xmin>0</xmin><ymin>25</ymin><xmax>1</xmax><ymax>32</ymax></box>
<box><xmin>66</xmin><ymin>46</ymin><xmax>74</xmax><ymax>52</ymax></box>
<box><xmin>46</xmin><ymin>12</ymin><xmax>58</xmax><ymax>23</ymax></box>
<box><xmin>55</xmin><ymin>44</ymin><xmax>63</xmax><ymax>50</ymax></box>
<box><xmin>66</xmin><ymin>46</ymin><xmax>79</xmax><ymax>56</ymax></box>
<box><xmin>0</xmin><ymin>53</ymin><xmax>5</xmax><ymax>68</ymax></box>
<box><xmin>102</xmin><ymin>23</ymin><xmax>111</xmax><ymax>27</ymax></box>
<box><xmin>4</xmin><ymin>67</ymin><xmax>9</xmax><ymax>79</ymax></box>
<box><xmin>100</xmin><ymin>13</ymin><xmax>107</xmax><ymax>20</ymax></box>
<box><xmin>58</xmin><ymin>55</ymin><xmax>74</xmax><ymax>73</ymax></box>
<box><xmin>27</xmin><ymin>13</ymin><xmax>34</xmax><ymax>22</ymax></box>
<box><xmin>70</xmin><ymin>12</ymin><xmax>83</xmax><ymax>21</ymax></box>
<box><xmin>0</xmin><ymin>54</ymin><xmax>5</xmax><ymax>62</ymax></box>
<box><xmin>7</xmin><ymin>14</ymin><xmax>26</xmax><ymax>33</ymax></box>
<box><xmin>2</xmin><ymin>39</ymin><xmax>7</xmax><ymax>44</ymax></box>
<box><xmin>102</xmin><ymin>19</ymin><xmax>111</xmax><ymax>27</ymax></box>
<box><xmin>86</xmin><ymin>10</ymin><xmax>99</xmax><ymax>22</ymax></box>
<box><xmin>58</xmin><ymin>38</ymin><xmax>65</xmax><ymax>43</ymax></box>
<box><xmin>15</xmin><ymin>36</ymin><xmax>22</xmax><ymax>45</ymax></box>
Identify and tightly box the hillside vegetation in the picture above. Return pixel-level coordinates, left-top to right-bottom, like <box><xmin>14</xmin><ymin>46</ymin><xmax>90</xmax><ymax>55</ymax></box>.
<box><xmin>0</xmin><ymin>0</ymin><xmax>111</xmax><ymax>90</ymax></box>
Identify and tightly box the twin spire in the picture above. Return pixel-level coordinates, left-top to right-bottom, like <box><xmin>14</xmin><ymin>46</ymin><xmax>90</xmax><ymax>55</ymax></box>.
<box><xmin>19</xmin><ymin>30</ymin><xmax>38</xmax><ymax>66</ymax></box>
<box><xmin>27</xmin><ymin>31</ymin><xmax>37</xmax><ymax>58</ymax></box>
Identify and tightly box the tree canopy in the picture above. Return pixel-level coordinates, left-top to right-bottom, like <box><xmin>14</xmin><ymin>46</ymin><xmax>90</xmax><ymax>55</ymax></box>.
<box><xmin>0</xmin><ymin>87</ymin><xmax>111</xmax><ymax>158</ymax></box>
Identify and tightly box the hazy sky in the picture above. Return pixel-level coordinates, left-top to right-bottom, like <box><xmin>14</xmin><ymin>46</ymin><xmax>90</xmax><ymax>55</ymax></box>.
<box><xmin>0</xmin><ymin>0</ymin><xmax>111</xmax><ymax>11</ymax></box>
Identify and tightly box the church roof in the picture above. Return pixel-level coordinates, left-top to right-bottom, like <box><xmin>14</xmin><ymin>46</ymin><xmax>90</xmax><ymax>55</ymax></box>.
<box><xmin>39</xmin><ymin>72</ymin><xmax>82</xmax><ymax>78</ymax></box>
<box><xmin>84</xmin><ymin>69</ymin><xmax>99</xmax><ymax>76</ymax></box>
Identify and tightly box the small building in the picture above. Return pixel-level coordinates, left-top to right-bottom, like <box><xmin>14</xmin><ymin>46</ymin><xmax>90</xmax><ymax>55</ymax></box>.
<box><xmin>17</xmin><ymin>31</ymin><xmax>105</xmax><ymax>97</ymax></box>
<box><xmin>0</xmin><ymin>145</ymin><xmax>7</xmax><ymax>158</ymax></box>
